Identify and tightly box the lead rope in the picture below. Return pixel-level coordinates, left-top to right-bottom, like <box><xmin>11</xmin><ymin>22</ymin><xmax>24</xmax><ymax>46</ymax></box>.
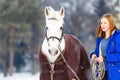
<box><xmin>91</xmin><ymin>43</ymin><xmax>105</xmax><ymax>80</ymax></box>
<box><xmin>50</xmin><ymin>63</ymin><xmax>55</xmax><ymax>80</ymax></box>
<box><xmin>58</xmin><ymin>46</ymin><xmax>80</xmax><ymax>80</ymax></box>
<box><xmin>91</xmin><ymin>59</ymin><xmax>105</xmax><ymax>80</ymax></box>
<box><xmin>98</xmin><ymin>43</ymin><xmax>105</xmax><ymax>80</ymax></box>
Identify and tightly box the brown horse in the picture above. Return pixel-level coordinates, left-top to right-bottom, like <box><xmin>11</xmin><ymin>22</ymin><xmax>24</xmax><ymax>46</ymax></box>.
<box><xmin>39</xmin><ymin>6</ymin><xmax>92</xmax><ymax>80</ymax></box>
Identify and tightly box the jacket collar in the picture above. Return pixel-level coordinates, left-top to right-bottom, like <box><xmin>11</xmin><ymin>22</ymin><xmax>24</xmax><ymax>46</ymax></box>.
<box><xmin>112</xmin><ymin>30</ymin><xmax>115</xmax><ymax>35</ymax></box>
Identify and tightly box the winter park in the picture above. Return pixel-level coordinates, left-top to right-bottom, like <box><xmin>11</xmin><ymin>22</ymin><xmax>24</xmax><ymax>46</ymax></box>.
<box><xmin>0</xmin><ymin>0</ymin><xmax>120</xmax><ymax>80</ymax></box>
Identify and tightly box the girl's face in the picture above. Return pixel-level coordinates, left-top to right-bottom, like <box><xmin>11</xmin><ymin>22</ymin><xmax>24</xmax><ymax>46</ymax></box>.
<box><xmin>100</xmin><ymin>17</ymin><xmax>110</xmax><ymax>33</ymax></box>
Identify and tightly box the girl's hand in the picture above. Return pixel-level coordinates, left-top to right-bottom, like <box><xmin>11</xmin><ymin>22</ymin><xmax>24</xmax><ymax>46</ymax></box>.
<box><xmin>92</xmin><ymin>54</ymin><xmax>97</xmax><ymax>60</ymax></box>
<box><xmin>95</xmin><ymin>56</ymin><xmax>103</xmax><ymax>63</ymax></box>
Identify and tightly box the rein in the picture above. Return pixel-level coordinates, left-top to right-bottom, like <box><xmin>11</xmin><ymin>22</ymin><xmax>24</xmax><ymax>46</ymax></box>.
<box><xmin>91</xmin><ymin>42</ymin><xmax>105</xmax><ymax>80</ymax></box>
<box><xmin>58</xmin><ymin>46</ymin><xmax>80</xmax><ymax>80</ymax></box>
<box><xmin>50</xmin><ymin>63</ymin><xmax>54</xmax><ymax>80</ymax></box>
<box><xmin>91</xmin><ymin>59</ymin><xmax>105</xmax><ymax>80</ymax></box>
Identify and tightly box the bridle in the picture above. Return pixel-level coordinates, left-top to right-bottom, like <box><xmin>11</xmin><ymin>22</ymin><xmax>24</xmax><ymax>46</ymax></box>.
<box><xmin>44</xmin><ymin>18</ymin><xmax>64</xmax><ymax>80</ymax></box>
<box><xmin>45</xmin><ymin>26</ymin><xmax>64</xmax><ymax>43</ymax></box>
<box><xmin>45</xmin><ymin>18</ymin><xmax>64</xmax><ymax>43</ymax></box>
<box><xmin>44</xmin><ymin>18</ymin><xmax>80</xmax><ymax>80</ymax></box>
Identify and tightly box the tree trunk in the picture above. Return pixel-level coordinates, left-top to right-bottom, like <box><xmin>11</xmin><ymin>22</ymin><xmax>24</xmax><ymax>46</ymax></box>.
<box><xmin>31</xmin><ymin>24</ymin><xmax>40</xmax><ymax>74</ymax></box>
<box><xmin>9</xmin><ymin>23</ymin><xmax>15</xmax><ymax>76</ymax></box>
<box><xmin>0</xmin><ymin>58</ymin><xmax>7</xmax><ymax>76</ymax></box>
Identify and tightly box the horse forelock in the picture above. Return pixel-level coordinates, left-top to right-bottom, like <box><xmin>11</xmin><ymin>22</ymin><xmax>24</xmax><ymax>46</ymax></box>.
<box><xmin>46</xmin><ymin>18</ymin><xmax>64</xmax><ymax>26</ymax></box>
<box><xmin>46</xmin><ymin>11</ymin><xmax>64</xmax><ymax>25</ymax></box>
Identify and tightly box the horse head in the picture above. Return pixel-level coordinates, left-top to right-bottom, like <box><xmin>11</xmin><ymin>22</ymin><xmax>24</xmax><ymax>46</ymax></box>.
<box><xmin>42</xmin><ymin>6</ymin><xmax>65</xmax><ymax>63</ymax></box>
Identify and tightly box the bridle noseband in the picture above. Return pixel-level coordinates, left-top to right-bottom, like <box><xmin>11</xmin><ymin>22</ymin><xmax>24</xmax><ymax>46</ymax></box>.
<box><xmin>45</xmin><ymin>30</ymin><xmax>63</xmax><ymax>43</ymax></box>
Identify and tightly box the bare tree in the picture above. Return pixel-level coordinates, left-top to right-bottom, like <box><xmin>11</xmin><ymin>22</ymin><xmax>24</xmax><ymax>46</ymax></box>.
<box><xmin>9</xmin><ymin>23</ymin><xmax>15</xmax><ymax>76</ymax></box>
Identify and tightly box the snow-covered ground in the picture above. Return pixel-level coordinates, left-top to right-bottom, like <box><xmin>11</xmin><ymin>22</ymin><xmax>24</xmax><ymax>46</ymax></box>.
<box><xmin>0</xmin><ymin>72</ymin><xmax>40</xmax><ymax>80</ymax></box>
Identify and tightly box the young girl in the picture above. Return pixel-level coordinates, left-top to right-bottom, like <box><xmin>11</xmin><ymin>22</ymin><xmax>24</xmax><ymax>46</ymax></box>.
<box><xmin>91</xmin><ymin>13</ymin><xmax>120</xmax><ymax>80</ymax></box>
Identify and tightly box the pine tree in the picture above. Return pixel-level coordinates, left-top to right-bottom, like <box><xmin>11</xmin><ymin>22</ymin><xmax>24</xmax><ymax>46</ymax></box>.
<box><xmin>93</xmin><ymin>0</ymin><xmax>110</xmax><ymax>18</ymax></box>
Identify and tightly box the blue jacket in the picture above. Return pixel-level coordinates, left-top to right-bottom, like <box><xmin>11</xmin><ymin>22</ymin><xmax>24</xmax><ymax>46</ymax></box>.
<box><xmin>91</xmin><ymin>30</ymin><xmax>120</xmax><ymax>80</ymax></box>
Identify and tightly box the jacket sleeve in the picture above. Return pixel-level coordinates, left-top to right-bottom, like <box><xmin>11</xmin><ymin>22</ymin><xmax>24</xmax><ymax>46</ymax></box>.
<box><xmin>90</xmin><ymin>38</ymin><xmax>100</xmax><ymax>58</ymax></box>
<box><xmin>106</xmin><ymin>33</ymin><xmax>120</xmax><ymax>62</ymax></box>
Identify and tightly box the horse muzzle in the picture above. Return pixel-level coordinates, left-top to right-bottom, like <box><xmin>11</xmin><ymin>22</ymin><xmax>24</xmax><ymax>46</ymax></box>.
<box><xmin>48</xmin><ymin>48</ymin><xmax>59</xmax><ymax>56</ymax></box>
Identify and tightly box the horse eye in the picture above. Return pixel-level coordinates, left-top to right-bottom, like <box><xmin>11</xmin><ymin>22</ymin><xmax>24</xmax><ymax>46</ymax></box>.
<box><xmin>45</xmin><ymin>26</ymin><xmax>48</xmax><ymax>30</ymax></box>
<box><xmin>60</xmin><ymin>27</ymin><xmax>63</xmax><ymax>30</ymax></box>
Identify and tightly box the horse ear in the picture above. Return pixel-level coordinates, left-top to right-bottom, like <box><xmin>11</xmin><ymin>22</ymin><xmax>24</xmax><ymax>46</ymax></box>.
<box><xmin>59</xmin><ymin>7</ymin><xmax>65</xmax><ymax>18</ymax></box>
<box><xmin>44</xmin><ymin>7</ymin><xmax>49</xmax><ymax>17</ymax></box>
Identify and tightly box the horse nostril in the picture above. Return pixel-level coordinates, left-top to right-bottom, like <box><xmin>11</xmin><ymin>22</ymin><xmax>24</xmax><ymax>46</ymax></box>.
<box><xmin>55</xmin><ymin>50</ymin><xmax>58</xmax><ymax>55</ymax></box>
<box><xmin>48</xmin><ymin>49</ymin><xmax>51</xmax><ymax>54</ymax></box>
<box><xmin>48</xmin><ymin>49</ymin><xmax>58</xmax><ymax>56</ymax></box>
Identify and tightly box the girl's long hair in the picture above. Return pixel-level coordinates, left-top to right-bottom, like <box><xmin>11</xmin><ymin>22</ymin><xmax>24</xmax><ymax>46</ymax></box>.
<box><xmin>96</xmin><ymin>13</ymin><xmax>117</xmax><ymax>38</ymax></box>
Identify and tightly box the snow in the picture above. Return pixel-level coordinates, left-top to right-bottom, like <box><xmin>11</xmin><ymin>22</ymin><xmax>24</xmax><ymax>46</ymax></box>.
<box><xmin>0</xmin><ymin>72</ymin><xmax>40</xmax><ymax>80</ymax></box>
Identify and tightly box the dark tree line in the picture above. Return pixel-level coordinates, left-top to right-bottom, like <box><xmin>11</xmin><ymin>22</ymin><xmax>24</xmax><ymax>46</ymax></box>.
<box><xmin>0</xmin><ymin>0</ymin><xmax>44</xmax><ymax>76</ymax></box>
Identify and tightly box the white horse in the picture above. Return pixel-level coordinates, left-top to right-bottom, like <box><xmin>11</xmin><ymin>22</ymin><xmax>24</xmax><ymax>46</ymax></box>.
<box><xmin>39</xmin><ymin>6</ymin><xmax>92</xmax><ymax>80</ymax></box>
